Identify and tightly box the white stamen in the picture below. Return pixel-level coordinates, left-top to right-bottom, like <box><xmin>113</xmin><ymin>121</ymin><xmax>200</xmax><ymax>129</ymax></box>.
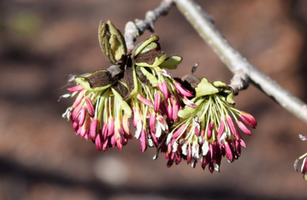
<box><xmin>181</xmin><ymin>143</ymin><xmax>187</xmax><ymax>156</ymax></box>
<box><xmin>172</xmin><ymin>141</ymin><xmax>178</xmax><ymax>152</ymax></box>
<box><xmin>166</xmin><ymin>133</ymin><xmax>173</xmax><ymax>145</ymax></box>
<box><xmin>192</xmin><ymin>143</ymin><xmax>199</xmax><ymax>159</ymax></box>
<box><xmin>135</xmin><ymin>121</ymin><xmax>142</xmax><ymax>139</ymax></box>
<box><xmin>299</xmin><ymin>134</ymin><xmax>307</xmax><ymax>141</ymax></box>
<box><xmin>62</xmin><ymin>108</ymin><xmax>72</xmax><ymax>119</ymax></box>
<box><xmin>148</xmin><ymin>137</ymin><xmax>154</xmax><ymax>147</ymax></box>
<box><xmin>202</xmin><ymin>140</ymin><xmax>209</xmax><ymax>156</ymax></box>
<box><xmin>155</xmin><ymin>123</ymin><xmax>162</xmax><ymax>138</ymax></box>
<box><xmin>213</xmin><ymin>163</ymin><xmax>220</xmax><ymax>172</ymax></box>
<box><xmin>161</xmin><ymin>69</ymin><xmax>172</xmax><ymax>78</ymax></box>
<box><xmin>190</xmin><ymin>159</ymin><xmax>196</xmax><ymax>168</ymax></box>
<box><xmin>219</xmin><ymin>132</ymin><xmax>227</xmax><ymax>142</ymax></box>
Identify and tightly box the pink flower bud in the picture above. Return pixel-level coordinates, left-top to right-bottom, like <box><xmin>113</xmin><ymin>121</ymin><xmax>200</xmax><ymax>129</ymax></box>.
<box><xmin>108</xmin><ymin>117</ymin><xmax>114</xmax><ymax>137</ymax></box>
<box><xmin>95</xmin><ymin>133</ymin><xmax>102</xmax><ymax>151</ymax></box>
<box><xmin>173</xmin><ymin>124</ymin><xmax>187</xmax><ymax>138</ymax></box>
<box><xmin>224</xmin><ymin>141</ymin><xmax>233</xmax><ymax>162</ymax></box>
<box><xmin>207</xmin><ymin>121</ymin><xmax>214</xmax><ymax>139</ymax></box>
<box><xmin>240</xmin><ymin>112</ymin><xmax>257</xmax><ymax>128</ymax></box>
<box><xmin>85</xmin><ymin>98</ymin><xmax>94</xmax><ymax>116</ymax></box>
<box><xmin>217</xmin><ymin>120</ymin><xmax>225</xmax><ymax>139</ymax></box>
<box><xmin>72</xmin><ymin>90</ymin><xmax>85</xmax><ymax>107</ymax></box>
<box><xmin>149</xmin><ymin>113</ymin><xmax>156</xmax><ymax>134</ymax></box>
<box><xmin>236</xmin><ymin>120</ymin><xmax>252</xmax><ymax>135</ymax></box>
<box><xmin>154</xmin><ymin>92</ymin><xmax>161</xmax><ymax>112</ymax></box>
<box><xmin>137</xmin><ymin>94</ymin><xmax>154</xmax><ymax>108</ymax></box>
<box><xmin>174</xmin><ymin>82</ymin><xmax>193</xmax><ymax>97</ymax></box>
<box><xmin>89</xmin><ymin>119</ymin><xmax>98</xmax><ymax>140</ymax></box>
<box><xmin>140</xmin><ymin>129</ymin><xmax>147</xmax><ymax>152</ymax></box>
<box><xmin>68</xmin><ymin>84</ymin><xmax>83</xmax><ymax>92</ymax></box>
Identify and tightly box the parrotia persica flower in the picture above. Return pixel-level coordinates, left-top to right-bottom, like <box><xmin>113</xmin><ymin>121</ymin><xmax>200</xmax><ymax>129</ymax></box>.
<box><xmin>294</xmin><ymin>134</ymin><xmax>307</xmax><ymax>181</ymax></box>
<box><xmin>59</xmin><ymin>20</ymin><xmax>257</xmax><ymax>172</ymax></box>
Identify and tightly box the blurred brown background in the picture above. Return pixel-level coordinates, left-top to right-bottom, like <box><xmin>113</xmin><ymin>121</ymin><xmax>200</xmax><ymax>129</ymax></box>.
<box><xmin>1</xmin><ymin>0</ymin><xmax>307</xmax><ymax>199</ymax></box>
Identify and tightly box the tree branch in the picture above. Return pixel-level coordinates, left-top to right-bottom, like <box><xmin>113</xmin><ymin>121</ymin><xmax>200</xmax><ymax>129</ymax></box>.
<box><xmin>174</xmin><ymin>0</ymin><xmax>307</xmax><ymax>124</ymax></box>
<box><xmin>124</xmin><ymin>0</ymin><xmax>174</xmax><ymax>53</ymax></box>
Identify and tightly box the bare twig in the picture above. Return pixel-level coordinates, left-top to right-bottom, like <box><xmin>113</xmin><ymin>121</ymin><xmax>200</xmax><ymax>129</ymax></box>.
<box><xmin>174</xmin><ymin>0</ymin><xmax>307</xmax><ymax>124</ymax></box>
<box><xmin>124</xmin><ymin>0</ymin><xmax>174</xmax><ymax>53</ymax></box>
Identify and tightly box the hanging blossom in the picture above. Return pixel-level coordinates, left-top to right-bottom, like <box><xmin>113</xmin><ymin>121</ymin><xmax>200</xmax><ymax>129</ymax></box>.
<box><xmin>158</xmin><ymin>78</ymin><xmax>257</xmax><ymax>173</ymax></box>
<box><xmin>59</xmin><ymin>20</ymin><xmax>192</xmax><ymax>152</ymax></box>
<box><xmin>129</xmin><ymin>35</ymin><xmax>194</xmax><ymax>152</ymax></box>
<box><xmin>294</xmin><ymin>134</ymin><xmax>307</xmax><ymax>181</ymax></box>
<box><xmin>59</xmin><ymin>70</ymin><xmax>133</xmax><ymax>151</ymax></box>
<box><xmin>59</xmin><ymin>20</ymin><xmax>258</xmax><ymax>173</ymax></box>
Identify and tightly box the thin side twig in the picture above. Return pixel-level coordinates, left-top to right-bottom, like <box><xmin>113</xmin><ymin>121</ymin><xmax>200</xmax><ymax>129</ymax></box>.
<box><xmin>124</xmin><ymin>0</ymin><xmax>174</xmax><ymax>53</ymax></box>
<box><xmin>174</xmin><ymin>0</ymin><xmax>307</xmax><ymax>124</ymax></box>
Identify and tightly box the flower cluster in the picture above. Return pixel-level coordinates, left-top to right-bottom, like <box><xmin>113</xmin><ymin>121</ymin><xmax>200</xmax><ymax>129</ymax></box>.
<box><xmin>158</xmin><ymin>78</ymin><xmax>257</xmax><ymax>172</ymax></box>
<box><xmin>60</xmin><ymin>69</ymin><xmax>133</xmax><ymax>151</ymax></box>
<box><xmin>294</xmin><ymin>134</ymin><xmax>307</xmax><ymax>181</ymax></box>
<box><xmin>59</xmin><ymin>20</ymin><xmax>257</xmax><ymax>172</ymax></box>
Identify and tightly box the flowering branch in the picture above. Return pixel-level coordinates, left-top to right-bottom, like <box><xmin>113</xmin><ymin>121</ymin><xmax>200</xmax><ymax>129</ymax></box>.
<box><xmin>124</xmin><ymin>0</ymin><xmax>174</xmax><ymax>53</ymax></box>
<box><xmin>174</xmin><ymin>0</ymin><xmax>307</xmax><ymax>124</ymax></box>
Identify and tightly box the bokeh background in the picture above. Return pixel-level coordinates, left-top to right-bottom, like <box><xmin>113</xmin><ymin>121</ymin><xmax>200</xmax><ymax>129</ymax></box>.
<box><xmin>1</xmin><ymin>0</ymin><xmax>307</xmax><ymax>199</ymax></box>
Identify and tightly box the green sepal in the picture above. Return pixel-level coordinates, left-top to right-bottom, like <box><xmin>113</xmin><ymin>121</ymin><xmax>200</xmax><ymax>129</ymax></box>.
<box><xmin>226</xmin><ymin>92</ymin><xmax>236</xmax><ymax>105</ymax></box>
<box><xmin>159</xmin><ymin>55</ymin><xmax>182</xmax><ymax>69</ymax></box>
<box><xmin>140</xmin><ymin>42</ymin><xmax>158</xmax><ymax>54</ymax></box>
<box><xmin>128</xmin><ymin>65</ymin><xmax>139</xmax><ymax>97</ymax></box>
<box><xmin>111</xmin><ymin>88</ymin><xmax>132</xmax><ymax>117</ymax></box>
<box><xmin>212</xmin><ymin>81</ymin><xmax>227</xmax><ymax>88</ymax></box>
<box><xmin>98</xmin><ymin>20</ymin><xmax>127</xmax><ymax>64</ymax></box>
<box><xmin>134</xmin><ymin>35</ymin><xmax>159</xmax><ymax>57</ymax></box>
<box><xmin>135</xmin><ymin>53</ymin><xmax>166</xmax><ymax>67</ymax></box>
<box><xmin>75</xmin><ymin>77</ymin><xmax>112</xmax><ymax>92</ymax></box>
<box><xmin>195</xmin><ymin>78</ymin><xmax>219</xmax><ymax>97</ymax></box>
<box><xmin>140</xmin><ymin>67</ymin><xmax>158</xmax><ymax>87</ymax></box>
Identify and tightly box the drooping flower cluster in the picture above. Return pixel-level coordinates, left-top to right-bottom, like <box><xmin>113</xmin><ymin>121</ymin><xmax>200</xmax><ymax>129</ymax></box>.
<box><xmin>60</xmin><ymin>69</ymin><xmax>133</xmax><ymax>151</ymax></box>
<box><xmin>159</xmin><ymin>78</ymin><xmax>257</xmax><ymax>172</ymax></box>
<box><xmin>294</xmin><ymin>134</ymin><xmax>307</xmax><ymax>181</ymax></box>
<box><xmin>59</xmin><ymin>20</ymin><xmax>257</xmax><ymax>173</ymax></box>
